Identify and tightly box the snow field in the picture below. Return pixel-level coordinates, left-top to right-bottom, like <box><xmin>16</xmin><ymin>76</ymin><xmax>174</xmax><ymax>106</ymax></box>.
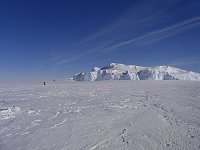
<box><xmin>0</xmin><ymin>80</ymin><xmax>200</xmax><ymax>150</ymax></box>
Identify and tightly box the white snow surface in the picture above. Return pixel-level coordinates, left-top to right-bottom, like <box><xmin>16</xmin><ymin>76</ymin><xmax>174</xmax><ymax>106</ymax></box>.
<box><xmin>0</xmin><ymin>80</ymin><xmax>200</xmax><ymax>150</ymax></box>
<box><xmin>73</xmin><ymin>63</ymin><xmax>200</xmax><ymax>81</ymax></box>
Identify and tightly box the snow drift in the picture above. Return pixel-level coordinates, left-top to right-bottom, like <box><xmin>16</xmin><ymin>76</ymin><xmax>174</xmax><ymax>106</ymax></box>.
<box><xmin>73</xmin><ymin>63</ymin><xmax>200</xmax><ymax>81</ymax></box>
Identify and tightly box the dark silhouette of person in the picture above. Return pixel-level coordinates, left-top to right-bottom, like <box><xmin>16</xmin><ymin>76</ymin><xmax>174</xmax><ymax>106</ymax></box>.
<box><xmin>44</xmin><ymin>82</ymin><xmax>46</xmax><ymax>85</ymax></box>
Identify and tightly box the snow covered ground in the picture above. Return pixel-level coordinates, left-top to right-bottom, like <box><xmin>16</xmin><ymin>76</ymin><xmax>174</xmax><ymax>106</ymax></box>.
<box><xmin>0</xmin><ymin>80</ymin><xmax>200</xmax><ymax>150</ymax></box>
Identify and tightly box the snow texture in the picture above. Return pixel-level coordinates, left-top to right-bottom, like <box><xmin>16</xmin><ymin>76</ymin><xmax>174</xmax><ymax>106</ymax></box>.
<box><xmin>73</xmin><ymin>63</ymin><xmax>200</xmax><ymax>81</ymax></box>
<box><xmin>0</xmin><ymin>80</ymin><xmax>200</xmax><ymax>150</ymax></box>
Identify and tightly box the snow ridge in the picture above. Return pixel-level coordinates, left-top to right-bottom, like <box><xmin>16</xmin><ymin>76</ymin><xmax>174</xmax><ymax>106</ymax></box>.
<box><xmin>73</xmin><ymin>63</ymin><xmax>200</xmax><ymax>81</ymax></box>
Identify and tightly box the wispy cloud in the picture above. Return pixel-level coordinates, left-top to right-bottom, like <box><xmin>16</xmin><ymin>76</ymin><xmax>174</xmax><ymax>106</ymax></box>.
<box><xmin>49</xmin><ymin>0</ymin><xmax>200</xmax><ymax>66</ymax></box>
<box><xmin>53</xmin><ymin>16</ymin><xmax>200</xmax><ymax>65</ymax></box>
<box><xmin>101</xmin><ymin>16</ymin><xmax>200</xmax><ymax>52</ymax></box>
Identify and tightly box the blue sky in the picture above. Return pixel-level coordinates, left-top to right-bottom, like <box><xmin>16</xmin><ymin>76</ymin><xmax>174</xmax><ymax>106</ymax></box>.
<box><xmin>0</xmin><ymin>0</ymin><xmax>200</xmax><ymax>81</ymax></box>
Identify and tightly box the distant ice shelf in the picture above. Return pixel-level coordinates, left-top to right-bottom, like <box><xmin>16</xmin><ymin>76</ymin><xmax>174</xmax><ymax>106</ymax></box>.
<box><xmin>73</xmin><ymin>63</ymin><xmax>200</xmax><ymax>81</ymax></box>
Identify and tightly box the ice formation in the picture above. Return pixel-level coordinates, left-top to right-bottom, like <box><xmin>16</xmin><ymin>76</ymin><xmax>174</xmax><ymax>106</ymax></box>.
<box><xmin>73</xmin><ymin>63</ymin><xmax>200</xmax><ymax>81</ymax></box>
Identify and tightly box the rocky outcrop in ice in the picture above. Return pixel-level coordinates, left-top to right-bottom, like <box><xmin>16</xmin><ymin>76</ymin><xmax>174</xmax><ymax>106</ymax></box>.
<box><xmin>73</xmin><ymin>63</ymin><xmax>200</xmax><ymax>81</ymax></box>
